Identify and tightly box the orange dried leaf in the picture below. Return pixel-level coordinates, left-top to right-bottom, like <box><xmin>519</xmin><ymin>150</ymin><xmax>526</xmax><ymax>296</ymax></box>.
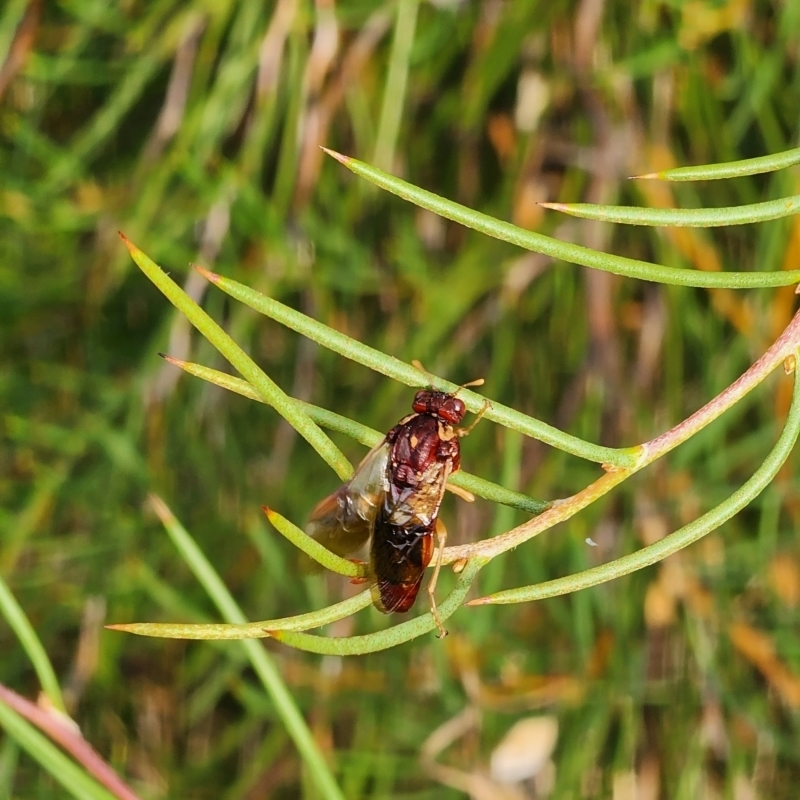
<box><xmin>729</xmin><ymin>622</ymin><xmax>800</xmax><ymax>708</ymax></box>
<box><xmin>644</xmin><ymin>579</ymin><xmax>677</xmax><ymax>629</ymax></box>
<box><xmin>768</xmin><ymin>555</ymin><xmax>800</xmax><ymax>608</ymax></box>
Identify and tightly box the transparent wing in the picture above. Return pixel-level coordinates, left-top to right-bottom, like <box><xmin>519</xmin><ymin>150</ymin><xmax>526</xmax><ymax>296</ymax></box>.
<box><xmin>304</xmin><ymin>441</ymin><xmax>390</xmax><ymax>564</ymax></box>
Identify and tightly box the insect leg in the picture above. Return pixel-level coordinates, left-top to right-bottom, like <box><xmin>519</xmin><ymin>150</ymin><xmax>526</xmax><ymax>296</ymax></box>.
<box><xmin>445</xmin><ymin>483</ymin><xmax>475</xmax><ymax>503</ymax></box>
<box><xmin>427</xmin><ymin>518</ymin><xmax>448</xmax><ymax>638</ymax></box>
<box><xmin>457</xmin><ymin>399</ymin><xmax>491</xmax><ymax>437</ymax></box>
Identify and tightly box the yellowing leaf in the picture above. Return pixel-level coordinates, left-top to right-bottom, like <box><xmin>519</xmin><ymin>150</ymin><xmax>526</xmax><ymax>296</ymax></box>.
<box><xmin>729</xmin><ymin>622</ymin><xmax>800</xmax><ymax>708</ymax></box>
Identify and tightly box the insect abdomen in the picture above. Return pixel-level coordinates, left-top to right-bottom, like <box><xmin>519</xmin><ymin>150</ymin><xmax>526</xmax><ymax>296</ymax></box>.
<box><xmin>369</xmin><ymin>519</ymin><xmax>434</xmax><ymax>614</ymax></box>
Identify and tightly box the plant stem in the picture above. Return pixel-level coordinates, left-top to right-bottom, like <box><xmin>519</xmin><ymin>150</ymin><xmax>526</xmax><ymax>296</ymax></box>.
<box><xmin>445</xmin><ymin>308</ymin><xmax>800</xmax><ymax>563</ymax></box>
<box><xmin>471</xmin><ymin>350</ymin><xmax>800</xmax><ymax>604</ymax></box>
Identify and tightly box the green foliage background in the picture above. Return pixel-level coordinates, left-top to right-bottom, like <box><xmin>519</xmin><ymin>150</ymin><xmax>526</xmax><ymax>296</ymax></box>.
<box><xmin>2</xmin><ymin>0</ymin><xmax>800</xmax><ymax>797</ymax></box>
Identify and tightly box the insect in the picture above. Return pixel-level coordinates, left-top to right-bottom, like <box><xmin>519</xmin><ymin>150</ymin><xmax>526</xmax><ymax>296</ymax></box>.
<box><xmin>306</xmin><ymin>382</ymin><xmax>486</xmax><ymax>635</ymax></box>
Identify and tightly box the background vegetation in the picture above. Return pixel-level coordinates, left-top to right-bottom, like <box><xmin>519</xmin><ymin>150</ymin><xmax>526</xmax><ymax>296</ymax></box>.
<box><xmin>2</xmin><ymin>0</ymin><xmax>800</xmax><ymax>797</ymax></box>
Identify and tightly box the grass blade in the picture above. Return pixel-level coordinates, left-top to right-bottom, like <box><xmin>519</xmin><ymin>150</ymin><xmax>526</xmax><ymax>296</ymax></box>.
<box><xmin>0</xmin><ymin>701</ymin><xmax>117</xmax><ymax>800</ymax></box>
<box><xmin>372</xmin><ymin>0</ymin><xmax>419</xmax><ymax>172</ymax></box>
<box><xmin>0</xmin><ymin>576</ymin><xmax>67</xmax><ymax>715</ymax></box>
<box><xmin>137</xmin><ymin>495</ymin><xmax>346</xmax><ymax>800</ymax></box>
<box><xmin>0</xmin><ymin>685</ymin><xmax>141</xmax><ymax>800</ymax></box>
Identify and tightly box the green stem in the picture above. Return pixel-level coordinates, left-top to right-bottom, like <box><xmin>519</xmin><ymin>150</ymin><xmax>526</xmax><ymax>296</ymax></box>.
<box><xmin>471</xmin><ymin>353</ymin><xmax>800</xmax><ymax>605</ymax></box>
<box><xmin>138</xmin><ymin>495</ymin><xmax>346</xmax><ymax>800</ymax></box>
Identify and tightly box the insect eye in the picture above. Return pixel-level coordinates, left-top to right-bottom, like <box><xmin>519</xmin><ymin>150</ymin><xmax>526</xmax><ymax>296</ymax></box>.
<box><xmin>440</xmin><ymin>398</ymin><xmax>465</xmax><ymax>424</ymax></box>
<box><xmin>412</xmin><ymin>390</ymin><xmax>431</xmax><ymax>414</ymax></box>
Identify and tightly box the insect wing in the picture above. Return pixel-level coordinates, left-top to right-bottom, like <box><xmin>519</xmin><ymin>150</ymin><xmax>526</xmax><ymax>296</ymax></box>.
<box><xmin>384</xmin><ymin>458</ymin><xmax>453</xmax><ymax>529</ymax></box>
<box><xmin>304</xmin><ymin>441</ymin><xmax>390</xmax><ymax>562</ymax></box>
<box><xmin>370</xmin><ymin>518</ymin><xmax>434</xmax><ymax>613</ymax></box>
<box><xmin>368</xmin><ymin>465</ymin><xmax>448</xmax><ymax>612</ymax></box>
<box><xmin>368</xmin><ymin>415</ymin><xmax>457</xmax><ymax>614</ymax></box>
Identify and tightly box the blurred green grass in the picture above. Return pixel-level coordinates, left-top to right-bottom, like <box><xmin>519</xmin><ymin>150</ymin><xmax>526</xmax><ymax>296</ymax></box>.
<box><xmin>2</xmin><ymin>0</ymin><xmax>800</xmax><ymax>797</ymax></box>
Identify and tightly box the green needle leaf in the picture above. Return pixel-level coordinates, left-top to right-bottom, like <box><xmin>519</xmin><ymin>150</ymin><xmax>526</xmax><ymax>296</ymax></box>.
<box><xmin>539</xmin><ymin>195</ymin><xmax>800</xmax><ymax>227</ymax></box>
<box><xmin>269</xmin><ymin>557</ymin><xmax>485</xmax><ymax>655</ymax></box>
<box><xmin>264</xmin><ymin>507</ymin><xmax>366</xmax><ymax>578</ymax></box>
<box><xmin>120</xmin><ymin>235</ymin><xmax>352</xmax><ymax>480</ymax></box>
<box><xmin>106</xmin><ymin>590</ymin><xmax>373</xmax><ymax>638</ymax></box>
<box><xmin>197</xmin><ymin>267</ymin><xmax>635</xmax><ymax>468</ymax></box>
<box><xmin>631</xmin><ymin>147</ymin><xmax>800</xmax><ymax>181</ymax></box>
<box><xmin>320</xmin><ymin>149</ymin><xmax>800</xmax><ymax>289</ymax></box>
<box><xmin>160</xmin><ymin>355</ymin><xmax>550</xmax><ymax>515</ymax></box>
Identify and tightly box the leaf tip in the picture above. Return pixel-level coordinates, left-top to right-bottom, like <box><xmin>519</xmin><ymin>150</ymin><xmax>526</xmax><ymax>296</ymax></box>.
<box><xmin>193</xmin><ymin>263</ymin><xmax>220</xmax><ymax>283</ymax></box>
<box><xmin>464</xmin><ymin>596</ymin><xmax>490</xmax><ymax>607</ymax></box>
<box><xmin>537</xmin><ymin>202</ymin><xmax>567</xmax><ymax>211</ymax></box>
<box><xmin>320</xmin><ymin>146</ymin><xmax>351</xmax><ymax>166</ymax></box>
<box><xmin>118</xmin><ymin>231</ymin><xmax>140</xmax><ymax>256</ymax></box>
<box><xmin>147</xmin><ymin>493</ymin><xmax>173</xmax><ymax>524</ymax></box>
<box><xmin>159</xmin><ymin>353</ymin><xmax>185</xmax><ymax>368</ymax></box>
<box><xmin>628</xmin><ymin>171</ymin><xmax>658</xmax><ymax>180</ymax></box>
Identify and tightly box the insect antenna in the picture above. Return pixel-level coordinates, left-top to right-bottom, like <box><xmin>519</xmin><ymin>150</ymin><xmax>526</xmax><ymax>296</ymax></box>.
<box><xmin>411</xmin><ymin>358</ymin><xmax>432</xmax><ymax>383</ymax></box>
<box><xmin>453</xmin><ymin>378</ymin><xmax>489</xmax><ymax>436</ymax></box>
<box><xmin>411</xmin><ymin>359</ymin><xmax>485</xmax><ymax>394</ymax></box>
<box><xmin>454</xmin><ymin>377</ymin><xmax>485</xmax><ymax>393</ymax></box>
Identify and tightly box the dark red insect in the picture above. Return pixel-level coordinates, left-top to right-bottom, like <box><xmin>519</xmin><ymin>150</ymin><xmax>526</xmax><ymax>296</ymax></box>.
<box><xmin>306</xmin><ymin>386</ymin><xmax>484</xmax><ymax>633</ymax></box>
